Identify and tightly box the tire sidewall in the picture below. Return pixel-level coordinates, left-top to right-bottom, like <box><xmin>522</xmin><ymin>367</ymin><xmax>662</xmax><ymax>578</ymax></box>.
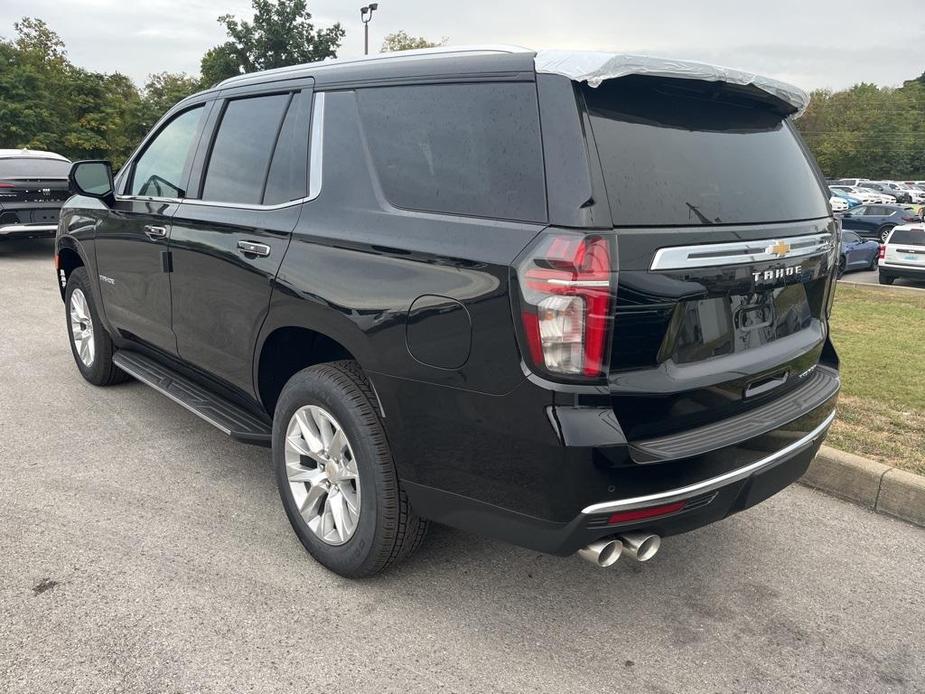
<box><xmin>65</xmin><ymin>268</ymin><xmax>108</xmax><ymax>384</ymax></box>
<box><xmin>273</xmin><ymin>367</ymin><xmax>393</xmax><ymax>577</ymax></box>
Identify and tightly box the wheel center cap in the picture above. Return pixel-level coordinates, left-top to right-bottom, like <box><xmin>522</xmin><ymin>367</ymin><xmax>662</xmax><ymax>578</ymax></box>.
<box><xmin>324</xmin><ymin>460</ymin><xmax>340</xmax><ymax>482</ymax></box>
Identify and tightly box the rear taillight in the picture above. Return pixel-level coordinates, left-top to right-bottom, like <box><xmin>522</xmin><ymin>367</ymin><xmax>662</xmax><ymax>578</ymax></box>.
<box><xmin>515</xmin><ymin>231</ymin><xmax>615</xmax><ymax>378</ymax></box>
<box><xmin>0</xmin><ymin>183</ymin><xmax>15</xmax><ymax>189</ymax></box>
<box><xmin>902</xmin><ymin>216</ymin><xmax>919</xmax><ymax>223</ymax></box>
<box><xmin>878</xmin><ymin>244</ymin><xmax>886</xmax><ymax>259</ymax></box>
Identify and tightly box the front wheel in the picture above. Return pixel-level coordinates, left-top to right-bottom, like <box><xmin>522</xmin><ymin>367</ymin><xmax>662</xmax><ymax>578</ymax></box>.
<box><xmin>273</xmin><ymin>360</ymin><xmax>427</xmax><ymax>577</ymax></box>
<box><xmin>64</xmin><ymin>267</ymin><xmax>128</xmax><ymax>386</ymax></box>
<box><xmin>837</xmin><ymin>255</ymin><xmax>847</xmax><ymax>278</ymax></box>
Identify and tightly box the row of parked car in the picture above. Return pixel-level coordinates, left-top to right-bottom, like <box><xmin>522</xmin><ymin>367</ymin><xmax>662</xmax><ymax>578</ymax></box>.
<box><xmin>827</xmin><ymin>179</ymin><xmax>925</xmax><ymax>284</ymax></box>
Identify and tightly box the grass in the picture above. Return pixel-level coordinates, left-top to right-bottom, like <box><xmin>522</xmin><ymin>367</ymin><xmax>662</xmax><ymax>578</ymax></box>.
<box><xmin>827</xmin><ymin>284</ymin><xmax>925</xmax><ymax>475</ymax></box>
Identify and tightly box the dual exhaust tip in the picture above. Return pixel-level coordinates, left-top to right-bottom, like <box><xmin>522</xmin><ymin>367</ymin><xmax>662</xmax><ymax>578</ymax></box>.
<box><xmin>577</xmin><ymin>533</ymin><xmax>661</xmax><ymax>568</ymax></box>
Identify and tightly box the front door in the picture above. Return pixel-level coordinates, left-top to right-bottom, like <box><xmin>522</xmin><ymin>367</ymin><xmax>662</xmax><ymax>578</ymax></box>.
<box><xmin>168</xmin><ymin>89</ymin><xmax>313</xmax><ymax>396</ymax></box>
<box><xmin>95</xmin><ymin>104</ymin><xmax>210</xmax><ymax>355</ymax></box>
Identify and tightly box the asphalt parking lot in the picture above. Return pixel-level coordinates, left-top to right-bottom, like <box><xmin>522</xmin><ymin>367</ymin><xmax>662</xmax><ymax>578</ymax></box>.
<box><xmin>841</xmin><ymin>267</ymin><xmax>925</xmax><ymax>289</ymax></box>
<box><xmin>2</xmin><ymin>238</ymin><xmax>924</xmax><ymax>693</ymax></box>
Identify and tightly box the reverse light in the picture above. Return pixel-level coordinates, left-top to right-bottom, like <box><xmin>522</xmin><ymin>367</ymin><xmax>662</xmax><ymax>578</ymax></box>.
<box><xmin>516</xmin><ymin>231</ymin><xmax>614</xmax><ymax>378</ymax></box>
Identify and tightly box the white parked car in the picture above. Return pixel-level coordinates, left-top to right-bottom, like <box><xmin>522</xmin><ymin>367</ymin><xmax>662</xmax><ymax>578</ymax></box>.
<box><xmin>830</xmin><ymin>185</ymin><xmax>882</xmax><ymax>205</ymax></box>
<box><xmin>855</xmin><ymin>187</ymin><xmax>896</xmax><ymax>204</ymax></box>
<box><xmin>895</xmin><ymin>184</ymin><xmax>925</xmax><ymax>204</ymax></box>
<box><xmin>829</xmin><ymin>195</ymin><xmax>849</xmax><ymax>212</ymax></box>
<box><xmin>879</xmin><ymin>224</ymin><xmax>925</xmax><ymax>285</ymax></box>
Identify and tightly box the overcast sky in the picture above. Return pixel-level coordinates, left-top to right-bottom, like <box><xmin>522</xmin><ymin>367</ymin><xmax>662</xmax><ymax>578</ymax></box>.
<box><xmin>2</xmin><ymin>0</ymin><xmax>924</xmax><ymax>91</ymax></box>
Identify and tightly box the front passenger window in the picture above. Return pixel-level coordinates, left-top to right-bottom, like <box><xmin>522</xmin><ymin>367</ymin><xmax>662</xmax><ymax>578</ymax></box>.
<box><xmin>130</xmin><ymin>106</ymin><xmax>205</xmax><ymax>197</ymax></box>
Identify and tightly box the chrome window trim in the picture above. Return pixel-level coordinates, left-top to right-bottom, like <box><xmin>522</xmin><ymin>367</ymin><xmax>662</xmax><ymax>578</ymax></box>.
<box><xmin>650</xmin><ymin>232</ymin><xmax>833</xmax><ymax>271</ymax></box>
<box><xmin>307</xmin><ymin>91</ymin><xmax>325</xmax><ymax>201</ymax></box>
<box><xmin>581</xmin><ymin>410</ymin><xmax>836</xmax><ymax>515</ymax></box>
<box><xmin>114</xmin><ymin>92</ymin><xmax>325</xmax><ymax>212</ymax></box>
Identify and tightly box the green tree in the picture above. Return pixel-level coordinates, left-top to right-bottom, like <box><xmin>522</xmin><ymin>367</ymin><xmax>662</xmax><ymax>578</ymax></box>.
<box><xmin>200</xmin><ymin>0</ymin><xmax>345</xmax><ymax>85</ymax></box>
<box><xmin>380</xmin><ymin>31</ymin><xmax>447</xmax><ymax>52</ymax></box>
<box><xmin>796</xmin><ymin>79</ymin><xmax>925</xmax><ymax>179</ymax></box>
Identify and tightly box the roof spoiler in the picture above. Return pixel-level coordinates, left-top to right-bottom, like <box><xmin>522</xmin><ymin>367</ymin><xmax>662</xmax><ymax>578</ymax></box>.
<box><xmin>534</xmin><ymin>50</ymin><xmax>809</xmax><ymax>118</ymax></box>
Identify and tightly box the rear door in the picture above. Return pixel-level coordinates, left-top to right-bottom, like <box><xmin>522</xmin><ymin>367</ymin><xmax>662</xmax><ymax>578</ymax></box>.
<box><xmin>96</xmin><ymin>103</ymin><xmax>210</xmax><ymax>354</ymax></box>
<box><xmin>580</xmin><ymin>77</ymin><xmax>836</xmax><ymax>444</ymax></box>
<box><xmin>168</xmin><ymin>83</ymin><xmax>314</xmax><ymax>396</ymax></box>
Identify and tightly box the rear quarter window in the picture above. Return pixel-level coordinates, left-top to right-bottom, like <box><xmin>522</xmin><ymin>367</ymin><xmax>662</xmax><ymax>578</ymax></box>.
<box><xmin>356</xmin><ymin>82</ymin><xmax>546</xmax><ymax>222</ymax></box>
<box><xmin>584</xmin><ymin>77</ymin><xmax>829</xmax><ymax>227</ymax></box>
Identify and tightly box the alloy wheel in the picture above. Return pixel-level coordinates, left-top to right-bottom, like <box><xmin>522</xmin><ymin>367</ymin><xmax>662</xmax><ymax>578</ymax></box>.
<box><xmin>284</xmin><ymin>405</ymin><xmax>361</xmax><ymax>545</ymax></box>
<box><xmin>69</xmin><ymin>288</ymin><xmax>95</xmax><ymax>367</ymax></box>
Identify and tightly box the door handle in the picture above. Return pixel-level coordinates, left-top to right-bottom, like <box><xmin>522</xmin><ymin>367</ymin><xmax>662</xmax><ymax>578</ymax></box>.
<box><xmin>144</xmin><ymin>225</ymin><xmax>168</xmax><ymax>240</ymax></box>
<box><xmin>237</xmin><ymin>240</ymin><xmax>271</xmax><ymax>257</ymax></box>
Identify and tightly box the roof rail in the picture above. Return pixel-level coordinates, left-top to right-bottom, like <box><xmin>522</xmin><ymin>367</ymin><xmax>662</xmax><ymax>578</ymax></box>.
<box><xmin>215</xmin><ymin>44</ymin><xmax>532</xmax><ymax>88</ymax></box>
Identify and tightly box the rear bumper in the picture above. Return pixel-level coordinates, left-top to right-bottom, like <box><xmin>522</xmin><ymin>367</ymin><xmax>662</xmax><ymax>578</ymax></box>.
<box><xmin>405</xmin><ymin>405</ymin><xmax>835</xmax><ymax>556</ymax></box>
<box><xmin>0</xmin><ymin>223</ymin><xmax>58</xmax><ymax>239</ymax></box>
<box><xmin>879</xmin><ymin>262</ymin><xmax>925</xmax><ymax>279</ymax></box>
<box><xmin>379</xmin><ymin>360</ymin><xmax>839</xmax><ymax>556</ymax></box>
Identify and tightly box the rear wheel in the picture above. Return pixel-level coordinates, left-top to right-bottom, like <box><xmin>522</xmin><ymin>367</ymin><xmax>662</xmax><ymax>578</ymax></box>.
<box><xmin>878</xmin><ymin>225</ymin><xmax>895</xmax><ymax>243</ymax></box>
<box><xmin>64</xmin><ymin>267</ymin><xmax>128</xmax><ymax>386</ymax></box>
<box><xmin>879</xmin><ymin>272</ymin><xmax>895</xmax><ymax>285</ymax></box>
<box><xmin>273</xmin><ymin>360</ymin><xmax>427</xmax><ymax>577</ymax></box>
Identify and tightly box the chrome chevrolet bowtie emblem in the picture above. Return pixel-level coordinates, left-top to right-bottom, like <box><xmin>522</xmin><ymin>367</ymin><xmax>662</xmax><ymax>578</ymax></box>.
<box><xmin>767</xmin><ymin>240</ymin><xmax>791</xmax><ymax>258</ymax></box>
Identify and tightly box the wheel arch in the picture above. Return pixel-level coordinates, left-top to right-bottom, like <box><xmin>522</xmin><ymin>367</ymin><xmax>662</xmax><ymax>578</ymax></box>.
<box><xmin>255</xmin><ymin>321</ymin><xmax>379</xmax><ymax>417</ymax></box>
<box><xmin>55</xmin><ymin>237</ymin><xmax>88</xmax><ymax>301</ymax></box>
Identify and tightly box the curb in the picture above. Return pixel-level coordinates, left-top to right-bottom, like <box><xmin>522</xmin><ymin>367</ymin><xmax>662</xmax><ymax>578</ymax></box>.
<box><xmin>800</xmin><ymin>446</ymin><xmax>925</xmax><ymax>528</ymax></box>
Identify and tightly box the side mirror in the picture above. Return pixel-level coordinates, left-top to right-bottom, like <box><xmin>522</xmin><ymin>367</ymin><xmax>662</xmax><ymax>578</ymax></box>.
<box><xmin>842</xmin><ymin>212</ymin><xmax>852</xmax><ymax>218</ymax></box>
<box><xmin>69</xmin><ymin>160</ymin><xmax>114</xmax><ymax>202</ymax></box>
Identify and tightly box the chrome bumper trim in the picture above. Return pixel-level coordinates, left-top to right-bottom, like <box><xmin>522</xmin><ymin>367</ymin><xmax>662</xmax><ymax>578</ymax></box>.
<box><xmin>581</xmin><ymin>410</ymin><xmax>836</xmax><ymax>515</ymax></box>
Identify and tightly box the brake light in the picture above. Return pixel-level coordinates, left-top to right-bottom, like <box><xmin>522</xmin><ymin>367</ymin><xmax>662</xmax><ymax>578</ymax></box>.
<box><xmin>515</xmin><ymin>231</ymin><xmax>614</xmax><ymax>378</ymax></box>
<box><xmin>878</xmin><ymin>244</ymin><xmax>886</xmax><ymax>259</ymax></box>
<box><xmin>0</xmin><ymin>183</ymin><xmax>15</xmax><ymax>188</ymax></box>
<box><xmin>902</xmin><ymin>216</ymin><xmax>919</xmax><ymax>223</ymax></box>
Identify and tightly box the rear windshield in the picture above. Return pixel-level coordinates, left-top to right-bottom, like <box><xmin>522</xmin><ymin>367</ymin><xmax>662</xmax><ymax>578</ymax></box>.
<box><xmin>584</xmin><ymin>78</ymin><xmax>829</xmax><ymax>227</ymax></box>
<box><xmin>0</xmin><ymin>157</ymin><xmax>70</xmax><ymax>178</ymax></box>
<box><xmin>889</xmin><ymin>229</ymin><xmax>925</xmax><ymax>246</ymax></box>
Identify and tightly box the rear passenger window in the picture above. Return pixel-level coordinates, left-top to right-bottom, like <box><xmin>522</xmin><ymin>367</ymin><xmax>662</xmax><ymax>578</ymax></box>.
<box><xmin>202</xmin><ymin>94</ymin><xmax>291</xmax><ymax>204</ymax></box>
<box><xmin>356</xmin><ymin>83</ymin><xmax>546</xmax><ymax>222</ymax></box>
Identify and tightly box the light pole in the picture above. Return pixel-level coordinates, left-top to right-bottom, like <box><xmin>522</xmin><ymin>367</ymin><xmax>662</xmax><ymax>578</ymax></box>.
<box><xmin>360</xmin><ymin>4</ymin><xmax>378</xmax><ymax>55</ymax></box>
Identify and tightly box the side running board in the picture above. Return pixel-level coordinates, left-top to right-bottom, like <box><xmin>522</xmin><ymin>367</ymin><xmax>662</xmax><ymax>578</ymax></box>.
<box><xmin>113</xmin><ymin>351</ymin><xmax>272</xmax><ymax>447</ymax></box>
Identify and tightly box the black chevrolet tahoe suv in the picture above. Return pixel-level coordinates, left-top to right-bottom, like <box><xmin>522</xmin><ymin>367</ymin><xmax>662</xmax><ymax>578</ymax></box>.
<box><xmin>56</xmin><ymin>47</ymin><xmax>840</xmax><ymax>577</ymax></box>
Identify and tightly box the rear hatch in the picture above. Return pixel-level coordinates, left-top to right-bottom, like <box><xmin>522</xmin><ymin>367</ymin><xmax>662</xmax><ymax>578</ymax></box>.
<box><xmin>0</xmin><ymin>156</ymin><xmax>71</xmax><ymax>226</ymax></box>
<box><xmin>883</xmin><ymin>226</ymin><xmax>925</xmax><ymax>268</ymax></box>
<box><xmin>582</xmin><ymin>77</ymin><xmax>837</xmax><ymax>446</ymax></box>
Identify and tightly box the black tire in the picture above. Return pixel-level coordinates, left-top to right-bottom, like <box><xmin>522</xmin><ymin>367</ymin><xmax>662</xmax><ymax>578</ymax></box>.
<box><xmin>273</xmin><ymin>360</ymin><xmax>428</xmax><ymax>577</ymax></box>
<box><xmin>64</xmin><ymin>267</ymin><xmax>129</xmax><ymax>386</ymax></box>
<box><xmin>878</xmin><ymin>225</ymin><xmax>894</xmax><ymax>243</ymax></box>
<box><xmin>879</xmin><ymin>272</ymin><xmax>895</xmax><ymax>285</ymax></box>
<box><xmin>868</xmin><ymin>251</ymin><xmax>878</xmax><ymax>271</ymax></box>
<box><xmin>837</xmin><ymin>255</ymin><xmax>847</xmax><ymax>278</ymax></box>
